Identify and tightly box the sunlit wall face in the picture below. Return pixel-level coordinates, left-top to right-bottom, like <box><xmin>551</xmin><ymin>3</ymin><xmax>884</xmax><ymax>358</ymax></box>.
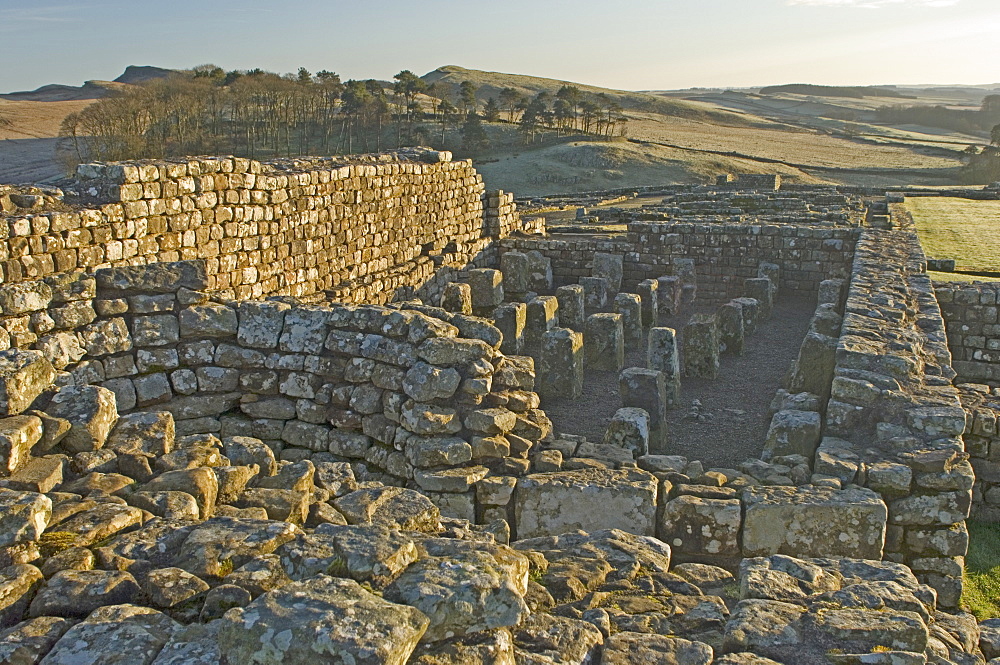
<box><xmin>1</xmin><ymin>0</ymin><xmax>998</xmax><ymax>93</ymax></box>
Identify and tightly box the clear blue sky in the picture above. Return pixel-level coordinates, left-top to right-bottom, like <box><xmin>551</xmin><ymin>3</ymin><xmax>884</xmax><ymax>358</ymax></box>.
<box><xmin>1</xmin><ymin>0</ymin><xmax>998</xmax><ymax>93</ymax></box>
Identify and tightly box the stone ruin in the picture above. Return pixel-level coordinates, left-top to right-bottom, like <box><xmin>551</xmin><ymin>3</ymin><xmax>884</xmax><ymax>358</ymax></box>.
<box><xmin>0</xmin><ymin>148</ymin><xmax>997</xmax><ymax>664</ymax></box>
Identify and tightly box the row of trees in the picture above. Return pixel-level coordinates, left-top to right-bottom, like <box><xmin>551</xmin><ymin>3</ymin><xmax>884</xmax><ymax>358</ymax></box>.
<box><xmin>876</xmin><ymin>95</ymin><xmax>1000</xmax><ymax>136</ymax></box>
<box><xmin>62</xmin><ymin>65</ymin><xmax>625</xmax><ymax>163</ymax></box>
<box><xmin>961</xmin><ymin>122</ymin><xmax>1000</xmax><ymax>184</ymax></box>
<box><xmin>59</xmin><ymin>66</ymin><xmax>631</xmax><ymax>167</ymax></box>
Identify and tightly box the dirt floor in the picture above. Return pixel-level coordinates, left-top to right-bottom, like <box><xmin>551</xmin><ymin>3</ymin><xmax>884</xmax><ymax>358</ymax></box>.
<box><xmin>542</xmin><ymin>294</ymin><xmax>816</xmax><ymax>469</ymax></box>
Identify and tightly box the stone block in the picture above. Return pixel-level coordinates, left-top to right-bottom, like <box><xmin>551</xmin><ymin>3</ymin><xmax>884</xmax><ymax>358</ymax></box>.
<box><xmin>717</xmin><ymin>301</ymin><xmax>745</xmax><ymax>355</ymax></box>
<box><xmin>604</xmin><ymin>407</ymin><xmax>650</xmax><ymax>457</ymax></box>
<box><xmin>637</xmin><ymin>278</ymin><xmax>659</xmax><ymax>328</ymax></box>
<box><xmin>500</xmin><ymin>251</ymin><xmax>530</xmax><ymax>294</ymax></box>
<box><xmin>592</xmin><ymin>252</ymin><xmax>623</xmax><ymax>294</ymax></box>
<box><xmin>742</xmin><ymin>485</ymin><xmax>887</xmax><ymax>559</ymax></box>
<box><xmin>494</xmin><ymin>302</ymin><xmax>526</xmax><ymax>356</ymax></box>
<box><xmin>466</xmin><ymin>269</ymin><xmax>504</xmax><ymax>312</ymax></box>
<box><xmin>763</xmin><ymin>410</ymin><xmax>822</xmax><ymax>461</ymax></box>
<box><xmin>0</xmin><ymin>350</ymin><xmax>54</xmax><ymax>417</ymax></box>
<box><xmin>659</xmin><ymin>495</ymin><xmax>741</xmax><ymax>558</ymax></box>
<box><xmin>525</xmin><ymin>296</ymin><xmax>559</xmax><ymax>352</ymax></box>
<box><xmin>732</xmin><ymin>297</ymin><xmax>760</xmax><ymax>335</ymax></box>
<box><xmin>744</xmin><ymin>277</ymin><xmax>773</xmax><ymax>319</ymax></box>
<box><xmin>0</xmin><ymin>488</ymin><xmax>51</xmax><ymax>547</ymax></box>
<box><xmin>585</xmin><ymin>313</ymin><xmax>624</xmax><ymax>372</ymax></box>
<box><xmin>441</xmin><ymin>282</ymin><xmax>472</xmax><ymax>315</ymax></box>
<box><xmin>647</xmin><ymin>327</ymin><xmax>681</xmax><ymax>408</ymax></box>
<box><xmin>620</xmin><ymin>368</ymin><xmax>668</xmax><ymax>450</ymax></box>
<box><xmin>683</xmin><ymin>314</ymin><xmax>720</xmax><ymax>380</ymax></box>
<box><xmin>96</xmin><ymin>260</ymin><xmax>208</xmax><ymax>293</ymax></box>
<box><xmin>525</xmin><ymin>250</ymin><xmax>553</xmax><ymax>292</ymax></box>
<box><xmin>613</xmin><ymin>293</ymin><xmax>642</xmax><ymax>346</ymax></box>
<box><xmin>580</xmin><ymin>277</ymin><xmax>609</xmax><ymax>311</ymax></box>
<box><xmin>0</xmin><ymin>415</ymin><xmax>42</xmax><ymax>477</ymax></box>
<box><xmin>514</xmin><ymin>467</ymin><xmax>658</xmax><ymax>539</ymax></box>
<box><xmin>538</xmin><ymin>328</ymin><xmax>584</xmax><ymax>400</ymax></box>
<box><xmin>46</xmin><ymin>385</ymin><xmax>118</xmax><ymax>453</ymax></box>
<box><xmin>657</xmin><ymin>275</ymin><xmax>681</xmax><ymax>316</ymax></box>
<box><xmin>788</xmin><ymin>332</ymin><xmax>837</xmax><ymax>401</ymax></box>
<box><xmin>237</xmin><ymin>301</ymin><xmax>289</xmax><ymax>349</ymax></box>
<box><xmin>555</xmin><ymin>284</ymin><xmax>585</xmax><ymax>331</ymax></box>
<box><xmin>758</xmin><ymin>262</ymin><xmax>780</xmax><ymax>298</ymax></box>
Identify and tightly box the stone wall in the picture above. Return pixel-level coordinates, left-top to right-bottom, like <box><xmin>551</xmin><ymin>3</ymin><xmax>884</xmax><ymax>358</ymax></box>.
<box><xmin>502</xmin><ymin>221</ymin><xmax>858</xmax><ymax>302</ymax></box>
<box><xmin>0</xmin><ymin>261</ymin><xmax>551</xmax><ymax>518</ymax></box>
<box><xmin>2</xmin><ymin>149</ymin><xmax>527</xmax><ymax>307</ymax></box>
<box><xmin>958</xmin><ymin>386</ymin><xmax>1000</xmax><ymax>522</ymax></box>
<box><xmin>936</xmin><ymin>281</ymin><xmax>1000</xmax><ymax>385</ymax></box>
<box><xmin>819</xmin><ymin>223</ymin><xmax>972</xmax><ymax>607</ymax></box>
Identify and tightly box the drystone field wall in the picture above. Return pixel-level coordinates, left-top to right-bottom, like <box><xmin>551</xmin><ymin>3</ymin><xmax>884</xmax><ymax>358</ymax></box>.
<box><xmin>1</xmin><ymin>149</ymin><xmax>523</xmax><ymax>306</ymax></box>
<box><xmin>502</xmin><ymin>221</ymin><xmax>858</xmax><ymax>302</ymax></box>
<box><xmin>936</xmin><ymin>281</ymin><xmax>1000</xmax><ymax>385</ymax></box>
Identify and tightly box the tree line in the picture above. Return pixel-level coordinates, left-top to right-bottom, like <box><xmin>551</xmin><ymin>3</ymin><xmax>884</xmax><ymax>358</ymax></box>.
<box><xmin>59</xmin><ymin>66</ymin><xmax>630</xmax><ymax>168</ymax></box>
<box><xmin>875</xmin><ymin>95</ymin><xmax>1000</xmax><ymax>136</ymax></box>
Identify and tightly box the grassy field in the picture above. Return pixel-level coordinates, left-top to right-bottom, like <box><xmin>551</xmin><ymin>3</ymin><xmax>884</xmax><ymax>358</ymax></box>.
<box><xmin>963</xmin><ymin>520</ymin><xmax>1000</xmax><ymax>619</ymax></box>
<box><xmin>907</xmin><ymin>197</ymin><xmax>1000</xmax><ymax>272</ymax></box>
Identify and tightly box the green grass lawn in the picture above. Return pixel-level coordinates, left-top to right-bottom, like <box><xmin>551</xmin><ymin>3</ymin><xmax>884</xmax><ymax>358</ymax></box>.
<box><xmin>928</xmin><ymin>271</ymin><xmax>1000</xmax><ymax>283</ymax></box>
<box><xmin>962</xmin><ymin>520</ymin><xmax>1000</xmax><ymax>619</ymax></box>
<box><xmin>907</xmin><ymin>197</ymin><xmax>1000</xmax><ymax>273</ymax></box>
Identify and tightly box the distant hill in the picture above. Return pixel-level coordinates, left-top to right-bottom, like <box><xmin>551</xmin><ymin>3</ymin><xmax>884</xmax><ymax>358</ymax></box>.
<box><xmin>2</xmin><ymin>65</ymin><xmax>176</xmax><ymax>101</ymax></box>
<box><xmin>759</xmin><ymin>84</ymin><xmax>912</xmax><ymax>99</ymax></box>
<box><xmin>113</xmin><ymin>65</ymin><xmax>176</xmax><ymax>85</ymax></box>
<box><xmin>422</xmin><ymin>65</ymin><xmax>767</xmax><ymax>127</ymax></box>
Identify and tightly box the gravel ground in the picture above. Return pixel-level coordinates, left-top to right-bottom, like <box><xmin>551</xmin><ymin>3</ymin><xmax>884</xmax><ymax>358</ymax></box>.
<box><xmin>541</xmin><ymin>295</ymin><xmax>816</xmax><ymax>468</ymax></box>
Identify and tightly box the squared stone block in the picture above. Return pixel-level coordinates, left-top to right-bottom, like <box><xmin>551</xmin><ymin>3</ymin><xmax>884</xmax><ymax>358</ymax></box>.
<box><xmin>742</xmin><ymin>485</ymin><xmax>886</xmax><ymax>560</ymax></box>
<box><xmin>514</xmin><ymin>467</ymin><xmax>658</xmax><ymax>539</ymax></box>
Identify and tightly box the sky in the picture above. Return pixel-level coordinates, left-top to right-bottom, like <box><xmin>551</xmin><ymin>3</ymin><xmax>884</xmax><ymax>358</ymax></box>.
<box><xmin>1</xmin><ymin>0</ymin><xmax>998</xmax><ymax>93</ymax></box>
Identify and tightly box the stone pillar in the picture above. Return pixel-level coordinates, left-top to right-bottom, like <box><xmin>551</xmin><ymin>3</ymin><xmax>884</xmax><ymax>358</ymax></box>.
<box><xmin>619</xmin><ymin>368</ymin><xmax>668</xmax><ymax>450</ymax></box>
<box><xmin>647</xmin><ymin>327</ymin><xmax>681</xmax><ymax>408</ymax></box>
<box><xmin>525</xmin><ymin>295</ymin><xmax>559</xmax><ymax>353</ymax></box>
<box><xmin>500</xmin><ymin>251</ymin><xmax>530</xmax><ymax>298</ymax></box>
<box><xmin>744</xmin><ymin>277</ymin><xmax>773</xmax><ymax>319</ymax></box>
<box><xmin>440</xmin><ymin>282</ymin><xmax>472</xmax><ymax>315</ymax></box>
<box><xmin>818</xmin><ymin>278</ymin><xmax>845</xmax><ymax>309</ymax></box>
<box><xmin>716</xmin><ymin>301</ymin><xmax>745</xmax><ymax>356</ymax></box>
<box><xmin>637</xmin><ymin>279</ymin><xmax>659</xmax><ymax>328</ymax></box>
<box><xmin>580</xmin><ymin>277</ymin><xmax>609</xmax><ymax>312</ymax></box>
<box><xmin>674</xmin><ymin>258</ymin><xmax>696</xmax><ymax>305</ymax></box>
<box><xmin>555</xmin><ymin>284</ymin><xmax>585</xmax><ymax>331</ymax></box>
<box><xmin>525</xmin><ymin>250</ymin><xmax>553</xmax><ymax>293</ymax></box>
<box><xmin>657</xmin><ymin>276</ymin><xmax>681</xmax><ymax>316</ymax></box>
<box><xmin>592</xmin><ymin>252</ymin><xmax>623</xmax><ymax>295</ymax></box>
<box><xmin>613</xmin><ymin>293</ymin><xmax>643</xmax><ymax>347</ymax></box>
<box><xmin>732</xmin><ymin>297</ymin><xmax>759</xmax><ymax>336</ymax></box>
<box><xmin>539</xmin><ymin>328</ymin><xmax>584</xmax><ymax>400</ymax></box>
<box><xmin>494</xmin><ymin>302</ymin><xmax>526</xmax><ymax>356</ymax></box>
<box><xmin>585</xmin><ymin>313</ymin><xmax>624</xmax><ymax>372</ymax></box>
<box><xmin>604</xmin><ymin>407</ymin><xmax>650</xmax><ymax>457</ymax></box>
<box><xmin>683</xmin><ymin>314</ymin><xmax>720</xmax><ymax>379</ymax></box>
<box><xmin>467</xmin><ymin>269</ymin><xmax>504</xmax><ymax>316</ymax></box>
<box><xmin>758</xmin><ymin>262</ymin><xmax>780</xmax><ymax>299</ymax></box>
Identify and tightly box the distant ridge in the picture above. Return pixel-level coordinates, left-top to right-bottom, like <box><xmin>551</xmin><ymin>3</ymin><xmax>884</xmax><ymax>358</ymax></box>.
<box><xmin>422</xmin><ymin>65</ymin><xmax>767</xmax><ymax>127</ymax></box>
<box><xmin>758</xmin><ymin>83</ymin><xmax>911</xmax><ymax>99</ymax></box>
<box><xmin>2</xmin><ymin>65</ymin><xmax>176</xmax><ymax>101</ymax></box>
